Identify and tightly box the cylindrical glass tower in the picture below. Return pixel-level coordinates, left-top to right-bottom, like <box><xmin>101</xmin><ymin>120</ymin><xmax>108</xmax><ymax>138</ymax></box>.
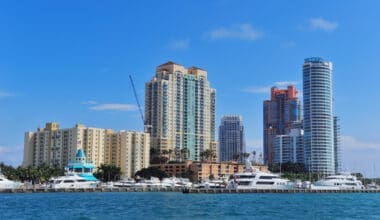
<box><xmin>303</xmin><ymin>57</ymin><xmax>335</xmax><ymax>175</ymax></box>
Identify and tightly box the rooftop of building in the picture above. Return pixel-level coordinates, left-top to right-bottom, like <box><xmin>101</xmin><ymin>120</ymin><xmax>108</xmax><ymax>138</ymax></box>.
<box><xmin>157</xmin><ymin>61</ymin><xmax>183</xmax><ymax>68</ymax></box>
<box><xmin>304</xmin><ymin>57</ymin><xmax>329</xmax><ymax>63</ymax></box>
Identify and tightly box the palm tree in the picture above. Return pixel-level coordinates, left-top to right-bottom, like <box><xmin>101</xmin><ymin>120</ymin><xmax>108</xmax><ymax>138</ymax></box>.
<box><xmin>201</xmin><ymin>149</ymin><xmax>215</xmax><ymax>162</ymax></box>
<box><xmin>167</xmin><ymin>149</ymin><xmax>173</xmax><ymax>162</ymax></box>
<box><xmin>242</xmin><ymin>152</ymin><xmax>250</xmax><ymax>161</ymax></box>
<box><xmin>94</xmin><ymin>164</ymin><xmax>122</xmax><ymax>182</ymax></box>
<box><xmin>252</xmin><ymin>150</ymin><xmax>257</xmax><ymax>165</ymax></box>
<box><xmin>233</xmin><ymin>154</ymin><xmax>240</xmax><ymax>162</ymax></box>
<box><xmin>180</xmin><ymin>148</ymin><xmax>189</xmax><ymax>162</ymax></box>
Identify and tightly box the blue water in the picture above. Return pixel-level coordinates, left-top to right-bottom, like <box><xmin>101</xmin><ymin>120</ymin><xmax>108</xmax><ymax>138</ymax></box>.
<box><xmin>1</xmin><ymin>192</ymin><xmax>380</xmax><ymax>219</ymax></box>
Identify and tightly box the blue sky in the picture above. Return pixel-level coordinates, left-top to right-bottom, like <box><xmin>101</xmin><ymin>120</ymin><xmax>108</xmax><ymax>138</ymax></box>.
<box><xmin>1</xmin><ymin>1</ymin><xmax>380</xmax><ymax>177</ymax></box>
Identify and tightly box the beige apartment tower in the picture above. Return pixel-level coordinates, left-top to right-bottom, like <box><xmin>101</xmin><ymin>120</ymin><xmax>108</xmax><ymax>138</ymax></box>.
<box><xmin>23</xmin><ymin>123</ymin><xmax>150</xmax><ymax>177</ymax></box>
<box><xmin>145</xmin><ymin>62</ymin><xmax>217</xmax><ymax>161</ymax></box>
<box><xmin>105</xmin><ymin>131</ymin><xmax>150</xmax><ymax>178</ymax></box>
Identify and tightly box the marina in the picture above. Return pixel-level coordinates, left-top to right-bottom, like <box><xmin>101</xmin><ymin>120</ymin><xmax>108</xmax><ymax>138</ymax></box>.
<box><xmin>1</xmin><ymin>187</ymin><xmax>380</xmax><ymax>194</ymax></box>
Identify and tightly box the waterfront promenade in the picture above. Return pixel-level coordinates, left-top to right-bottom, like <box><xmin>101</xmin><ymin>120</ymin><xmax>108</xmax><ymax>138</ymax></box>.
<box><xmin>1</xmin><ymin>187</ymin><xmax>380</xmax><ymax>194</ymax></box>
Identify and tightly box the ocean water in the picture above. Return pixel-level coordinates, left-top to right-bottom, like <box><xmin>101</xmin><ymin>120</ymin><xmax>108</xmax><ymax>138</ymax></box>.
<box><xmin>1</xmin><ymin>192</ymin><xmax>380</xmax><ymax>219</ymax></box>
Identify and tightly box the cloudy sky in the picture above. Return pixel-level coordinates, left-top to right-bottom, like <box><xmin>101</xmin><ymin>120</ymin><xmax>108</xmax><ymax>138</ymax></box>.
<box><xmin>1</xmin><ymin>0</ymin><xmax>380</xmax><ymax>177</ymax></box>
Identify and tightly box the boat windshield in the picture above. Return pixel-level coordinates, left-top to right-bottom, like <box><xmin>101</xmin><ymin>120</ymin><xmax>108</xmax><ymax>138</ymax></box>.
<box><xmin>74</xmin><ymin>168</ymin><xmax>83</xmax><ymax>173</ymax></box>
<box><xmin>256</xmin><ymin>181</ymin><xmax>275</xmax><ymax>185</ymax></box>
<box><xmin>259</xmin><ymin>176</ymin><xmax>274</xmax><ymax>180</ymax></box>
<box><xmin>237</xmin><ymin>181</ymin><xmax>251</xmax><ymax>186</ymax></box>
<box><xmin>237</xmin><ymin>175</ymin><xmax>255</xmax><ymax>179</ymax></box>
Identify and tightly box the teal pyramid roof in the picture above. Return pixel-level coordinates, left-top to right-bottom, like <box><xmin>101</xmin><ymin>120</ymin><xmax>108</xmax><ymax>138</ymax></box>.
<box><xmin>76</xmin><ymin>149</ymin><xmax>86</xmax><ymax>158</ymax></box>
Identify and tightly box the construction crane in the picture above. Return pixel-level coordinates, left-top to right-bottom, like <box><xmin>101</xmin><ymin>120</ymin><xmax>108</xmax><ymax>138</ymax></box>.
<box><xmin>129</xmin><ymin>75</ymin><xmax>151</xmax><ymax>132</ymax></box>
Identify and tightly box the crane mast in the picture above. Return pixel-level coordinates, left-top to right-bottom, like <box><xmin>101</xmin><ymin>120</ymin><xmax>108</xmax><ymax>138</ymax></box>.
<box><xmin>129</xmin><ymin>75</ymin><xmax>149</xmax><ymax>132</ymax></box>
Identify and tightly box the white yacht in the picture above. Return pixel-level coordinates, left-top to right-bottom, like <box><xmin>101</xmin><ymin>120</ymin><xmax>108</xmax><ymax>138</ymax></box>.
<box><xmin>229</xmin><ymin>171</ymin><xmax>292</xmax><ymax>190</ymax></box>
<box><xmin>0</xmin><ymin>173</ymin><xmax>23</xmax><ymax>189</ymax></box>
<box><xmin>134</xmin><ymin>177</ymin><xmax>162</xmax><ymax>188</ymax></box>
<box><xmin>311</xmin><ymin>173</ymin><xmax>364</xmax><ymax>190</ymax></box>
<box><xmin>113</xmin><ymin>178</ymin><xmax>136</xmax><ymax>187</ymax></box>
<box><xmin>161</xmin><ymin>177</ymin><xmax>193</xmax><ymax>188</ymax></box>
<box><xmin>49</xmin><ymin>174</ymin><xmax>97</xmax><ymax>189</ymax></box>
<box><xmin>50</xmin><ymin>149</ymin><xmax>99</xmax><ymax>189</ymax></box>
<box><xmin>228</xmin><ymin>160</ymin><xmax>292</xmax><ymax>190</ymax></box>
<box><xmin>366</xmin><ymin>182</ymin><xmax>379</xmax><ymax>190</ymax></box>
<box><xmin>196</xmin><ymin>179</ymin><xmax>226</xmax><ymax>189</ymax></box>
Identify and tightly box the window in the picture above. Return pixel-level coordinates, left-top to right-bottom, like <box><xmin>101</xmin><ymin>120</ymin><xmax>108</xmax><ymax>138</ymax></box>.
<box><xmin>259</xmin><ymin>176</ymin><xmax>274</xmax><ymax>180</ymax></box>
<box><xmin>256</xmin><ymin>181</ymin><xmax>275</xmax><ymax>185</ymax></box>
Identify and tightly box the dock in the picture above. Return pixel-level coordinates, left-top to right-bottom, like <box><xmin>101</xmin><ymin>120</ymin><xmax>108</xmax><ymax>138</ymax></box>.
<box><xmin>1</xmin><ymin>187</ymin><xmax>380</xmax><ymax>194</ymax></box>
<box><xmin>0</xmin><ymin>187</ymin><xmax>183</xmax><ymax>194</ymax></box>
<box><xmin>182</xmin><ymin>188</ymin><xmax>380</xmax><ymax>194</ymax></box>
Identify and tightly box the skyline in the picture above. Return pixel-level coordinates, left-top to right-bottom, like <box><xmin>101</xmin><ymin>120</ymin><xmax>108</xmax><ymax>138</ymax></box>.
<box><xmin>1</xmin><ymin>1</ymin><xmax>380</xmax><ymax>177</ymax></box>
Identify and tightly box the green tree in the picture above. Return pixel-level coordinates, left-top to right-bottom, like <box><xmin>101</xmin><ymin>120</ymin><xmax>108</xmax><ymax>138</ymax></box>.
<box><xmin>201</xmin><ymin>149</ymin><xmax>215</xmax><ymax>162</ymax></box>
<box><xmin>232</xmin><ymin>154</ymin><xmax>240</xmax><ymax>162</ymax></box>
<box><xmin>180</xmin><ymin>148</ymin><xmax>189</xmax><ymax>161</ymax></box>
<box><xmin>135</xmin><ymin>167</ymin><xmax>169</xmax><ymax>180</ymax></box>
<box><xmin>242</xmin><ymin>152</ymin><xmax>250</xmax><ymax>160</ymax></box>
<box><xmin>94</xmin><ymin>164</ymin><xmax>122</xmax><ymax>182</ymax></box>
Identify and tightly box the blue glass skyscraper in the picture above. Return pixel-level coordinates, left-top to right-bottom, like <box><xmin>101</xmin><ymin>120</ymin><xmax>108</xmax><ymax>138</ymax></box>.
<box><xmin>303</xmin><ymin>57</ymin><xmax>335</xmax><ymax>175</ymax></box>
<box><xmin>219</xmin><ymin>115</ymin><xmax>245</xmax><ymax>162</ymax></box>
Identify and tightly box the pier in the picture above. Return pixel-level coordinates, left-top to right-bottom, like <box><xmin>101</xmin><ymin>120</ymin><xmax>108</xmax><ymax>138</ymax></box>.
<box><xmin>1</xmin><ymin>187</ymin><xmax>380</xmax><ymax>194</ymax></box>
<box><xmin>182</xmin><ymin>188</ymin><xmax>380</xmax><ymax>194</ymax></box>
<box><xmin>0</xmin><ymin>187</ymin><xmax>183</xmax><ymax>194</ymax></box>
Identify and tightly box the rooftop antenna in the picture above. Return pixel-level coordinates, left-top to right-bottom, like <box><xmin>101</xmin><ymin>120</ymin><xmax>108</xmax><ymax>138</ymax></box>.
<box><xmin>129</xmin><ymin>75</ymin><xmax>151</xmax><ymax>133</ymax></box>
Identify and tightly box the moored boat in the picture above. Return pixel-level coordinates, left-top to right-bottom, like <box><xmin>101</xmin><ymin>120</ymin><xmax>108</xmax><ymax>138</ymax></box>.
<box><xmin>49</xmin><ymin>149</ymin><xmax>98</xmax><ymax>189</ymax></box>
<box><xmin>0</xmin><ymin>173</ymin><xmax>23</xmax><ymax>189</ymax></box>
<box><xmin>311</xmin><ymin>173</ymin><xmax>364</xmax><ymax>190</ymax></box>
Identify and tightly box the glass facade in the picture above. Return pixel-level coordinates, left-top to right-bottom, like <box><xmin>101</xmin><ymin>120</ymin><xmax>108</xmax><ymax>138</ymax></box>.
<box><xmin>219</xmin><ymin>115</ymin><xmax>245</xmax><ymax>162</ymax></box>
<box><xmin>303</xmin><ymin>57</ymin><xmax>335</xmax><ymax>175</ymax></box>
<box><xmin>145</xmin><ymin>62</ymin><xmax>216</xmax><ymax>161</ymax></box>
<box><xmin>263</xmin><ymin>86</ymin><xmax>301</xmax><ymax>165</ymax></box>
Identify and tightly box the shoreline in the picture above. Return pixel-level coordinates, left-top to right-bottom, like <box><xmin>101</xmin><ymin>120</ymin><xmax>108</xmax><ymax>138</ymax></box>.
<box><xmin>1</xmin><ymin>187</ymin><xmax>380</xmax><ymax>194</ymax></box>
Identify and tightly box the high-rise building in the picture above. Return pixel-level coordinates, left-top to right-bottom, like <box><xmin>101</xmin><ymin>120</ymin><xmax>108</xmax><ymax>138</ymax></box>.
<box><xmin>303</xmin><ymin>57</ymin><xmax>335</xmax><ymax>175</ymax></box>
<box><xmin>145</xmin><ymin>61</ymin><xmax>217</xmax><ymax>161</ymax></box>
<box><xmin>23</xmin><ymin>123</ymin><xmax>150</xmax><ymax>177</ymax></box>
<box><xmin>273</xmin><ymin>129</ymin><xmax>304</xmax><ymax>164</ymax></box>
<box><xmin>105</xmin><ymin>131</ymin><xmax>150</xmax><ymax>178</ymax></box>
<box><xmin>334</xmin><ymin>116</ymin><xmax>341</xmax><ymax>173</ymax></box>
<box><xmin>263</xmin><ymin>85</ymin><xmax>301</xmax><ymax>165</ymax></box>
<box><xmin>23</xmin><ymin>123</ymin><xmax>107</xmax><ymax>168</ymax></box>
<box><xmin>219</xmin><ymin>115</ymin><xmax>245</xmax><ymax>162</ymax></box>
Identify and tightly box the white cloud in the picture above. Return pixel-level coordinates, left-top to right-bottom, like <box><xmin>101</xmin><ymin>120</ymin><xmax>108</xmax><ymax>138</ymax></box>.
<box><xmin>341</xmin><ymin>136</ymin><xmax>380</xmax><ymax>151</ymax></box>
<box><xmin>341</xmin><ymin>136</ymin><xmax>380</xmax><ymax>177</ymax></box>
<box><xmin>242</xmin><ymin>86</ymin><xmax>271</xmax><ymax>94</ymax></box>
<box><xmin>81</xmin><ymin>100</ymin><xmax>98</xmax><ymax>105</ymax></box>
<box><xmin>274</xmin><ymin>81</ymin><xmax>298</xmax><ymax>87</ymax></box>
<box><xmin>242</xmin><ymin>81</ymin><xmax>298</xmax><ymax>94</ymax></box>
<box><xmin>308</xmin><ymin>18</ymin><xmax>338</xmax><ymax>32</ymax></box>
<box><xmin>0</xmin><ymin>146</ymin><xmax>23</xmax><ymax>166</ymax></box>
<box><xmin>170</xmin><ymin>39</ymin><xmax>189</xmax><ymax>50</ymax></box>
<box><xmin>0</xmin><ymin>91</ymin><xmax>14</xmax><ymax>97</ymax></box>
<box><xmin>209</xmin><ymin>23</ymin><xmax>263</xmax><ymax>41</ymax></box>
<box><xmin>89</xmin><ymin>103</ymin><xmax>138</xmax><ymax>112</ymax></box>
